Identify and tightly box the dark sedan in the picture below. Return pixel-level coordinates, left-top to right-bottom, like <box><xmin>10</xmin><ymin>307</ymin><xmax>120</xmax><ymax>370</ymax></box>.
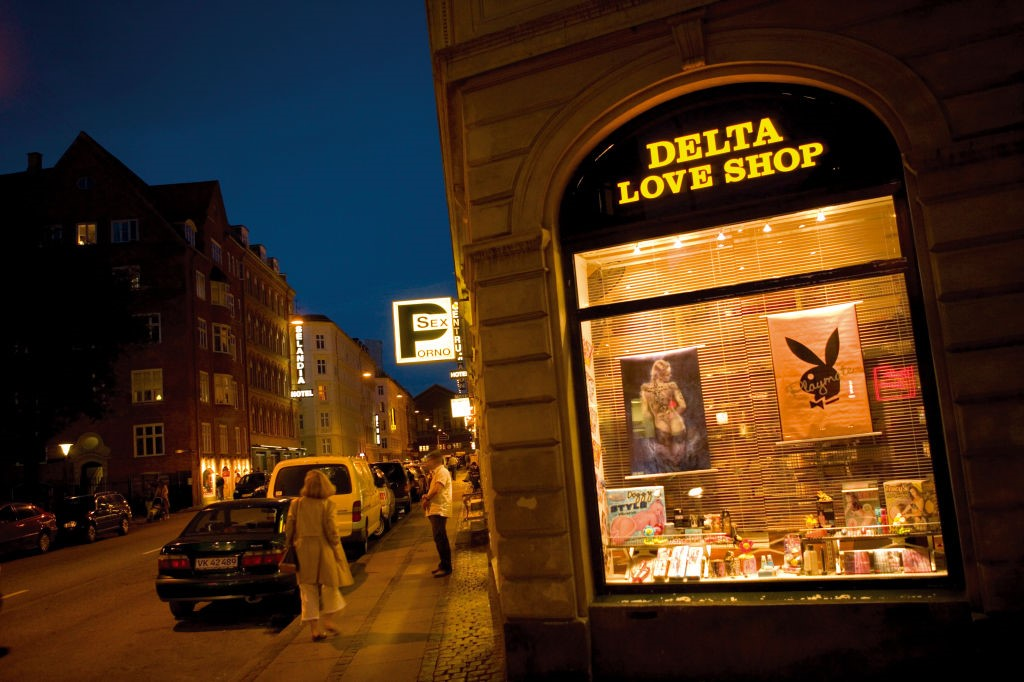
<box><xmin>0</xmin><ymin>502</ymin><xmax>58</xmax><ymax>555</ymax></box>
<box><xmin>232</xmin><ymin>471</ymin><xmax>268</xmax><ymax>499</ymax></box>
<box><xmin>155</xmin><ymin>497</ymin><xmax>297</xmax><ymax>618</ymax></box>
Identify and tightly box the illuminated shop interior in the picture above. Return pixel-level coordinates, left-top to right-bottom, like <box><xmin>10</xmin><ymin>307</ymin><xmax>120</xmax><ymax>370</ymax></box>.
<box><xmin>574</xmin><ymin>195</ymin><xmax>947</xmax><ymax>584</ymax></box>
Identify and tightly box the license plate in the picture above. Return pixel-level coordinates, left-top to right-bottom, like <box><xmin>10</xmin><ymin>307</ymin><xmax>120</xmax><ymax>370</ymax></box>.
<box><xmin>196</xmin><ymin>556</ymin><xmax>238</xmax><ymax>570</ymax></box>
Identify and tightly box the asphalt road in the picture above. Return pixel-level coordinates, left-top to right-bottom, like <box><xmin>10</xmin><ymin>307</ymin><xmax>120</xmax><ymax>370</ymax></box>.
<box><xmin>0</xmin><ymin>511</ymin><xmax>304</xmax><ymax>681</ymax></box>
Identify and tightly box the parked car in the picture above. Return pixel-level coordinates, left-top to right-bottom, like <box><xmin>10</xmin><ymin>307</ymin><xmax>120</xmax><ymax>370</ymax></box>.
<box><xmin>0</xmin><ymin>502</ymin><xmax>58</xmax><ymax>555</ymax></box>
<box><xmin>56</xmin><ymin>492</ymin><xmax>132</xmax><ymax>543</ymax></box>
<box><xmin>267</xmin><ymin>455</ymin><xmax>385</xmax><ymax>555</ymax></box>
<box><xmin>155</xmin><ymin>497</ymin><xmax>297</xmax><ymax>619</ymax></box>
<box><xmin>404</xmin><ymin>463</ymin><xmax>428</xmax><ymax>502</ymax></box>
<box><xmin>233</xmin><ymin>471</ymin><xmax>268</xmax><ymax>499</ymax></box>
<box><xmin>373</xmin><ymin>461</ymin><xmax>412</xmax><ymax>515</ymax></box>
<box><xmin>371</xmin><ymin>465</ymin><xmax>397</xmax><ymax>528</ymax></box>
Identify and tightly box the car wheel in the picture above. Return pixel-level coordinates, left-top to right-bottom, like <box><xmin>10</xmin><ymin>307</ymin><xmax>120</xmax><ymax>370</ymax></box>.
<box><xmin>169</xmin><ymin>601</ymin><xmax>195</xmax><ymax>619</ymax></box>
<box><xmin>118</xmin><ymin>517</ymin><xmax>130</xmax><ymax>535</ymax></box>
<box><xmin>85</xmin><ymin>524</ymin><xmax>98</xmax><ymax>543</ymax></box>
<box><xmin>37</xmin><ymin>532</ymin><xmax>52</xmax><ymax>553</ymax></box>
<box><xmin>375</xmin><ymin>513</ymin><xmax>387</xmax><ymax>537</ymax></box>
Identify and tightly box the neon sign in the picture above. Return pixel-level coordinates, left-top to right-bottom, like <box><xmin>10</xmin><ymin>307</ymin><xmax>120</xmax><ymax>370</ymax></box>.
<box><xmin>615</xmin><ymin>118</ymin><xmax>824</xmax><ymax>206</ymax></box>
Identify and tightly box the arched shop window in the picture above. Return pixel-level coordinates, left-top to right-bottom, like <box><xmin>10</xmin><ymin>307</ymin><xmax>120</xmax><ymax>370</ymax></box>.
<box><xmin>560</xmin><ymin>83</ymin><xmax>958</xmax><ymax>591</ymax></box>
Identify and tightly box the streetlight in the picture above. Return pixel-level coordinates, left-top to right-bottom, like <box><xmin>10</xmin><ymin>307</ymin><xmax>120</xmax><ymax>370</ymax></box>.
<box><xmin>59</xmin><ymin>443</ymin><xmax>73</xmax><ymax>494</ymax></box>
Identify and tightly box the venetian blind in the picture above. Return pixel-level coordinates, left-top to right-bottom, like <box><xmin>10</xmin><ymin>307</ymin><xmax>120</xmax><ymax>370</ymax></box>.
<box><xmin>577</xmin><ymin>197</ymin><xmax>939</xmax><ymax>534</ymax></box>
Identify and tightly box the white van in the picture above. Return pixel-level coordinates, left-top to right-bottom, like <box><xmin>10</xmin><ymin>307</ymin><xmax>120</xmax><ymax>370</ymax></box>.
<box><xmin>267</xmin><ymin>455</ymin><xmax>385</xmax><ymax>555</ymax></box>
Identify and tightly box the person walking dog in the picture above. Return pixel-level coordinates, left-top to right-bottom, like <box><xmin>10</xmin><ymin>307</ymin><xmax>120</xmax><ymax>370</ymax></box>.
<box><xmin>421</xmin><ymin>450</ymin><xmax>453</xmax><ymax>577</ymax></box>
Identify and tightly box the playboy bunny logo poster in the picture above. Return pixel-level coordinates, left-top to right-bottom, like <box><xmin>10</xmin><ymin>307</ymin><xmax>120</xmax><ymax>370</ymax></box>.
<box><xmin>767</xmin><ymin>303</ymin><xmax>873</xmax><ymax>441</ymax></box>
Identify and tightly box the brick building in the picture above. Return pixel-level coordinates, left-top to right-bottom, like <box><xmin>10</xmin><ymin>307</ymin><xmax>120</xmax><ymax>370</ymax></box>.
<box><xmin>6</xmin><ymin>132</ymin><xmax>297</xmax><ymax>511</ymax></box>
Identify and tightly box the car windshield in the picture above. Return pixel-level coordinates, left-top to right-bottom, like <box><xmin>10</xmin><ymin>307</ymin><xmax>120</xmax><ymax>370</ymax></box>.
<box><xmin>184</xmin><ymin>505</ymin><xmax>286</xmax><ymax>535</ymax></box>
<box><xmin>59</xmin><ymin>497</ymin><xmax>94</xmax><ymax>511</ymax></box>
<box><xmin>273</xmin><ymin>464</ymin><xmax>352</xmax><ymax>496</ymax></box>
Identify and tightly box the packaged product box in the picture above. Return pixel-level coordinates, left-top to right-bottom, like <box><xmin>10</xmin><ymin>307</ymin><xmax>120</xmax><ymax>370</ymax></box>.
<box><xmin>883</xmin><ymin>479</ymin><xmax>938</xmax><ymax>530</ymax></box>
<box><xmin>841</xmin><ymin>480</ymin><xmax>881</xmax><ymax>528</ymax></box>
<box><xmin>606</xmin><ymin>485</ymin><xmax>666</xmax><ymax>544</ymax></box>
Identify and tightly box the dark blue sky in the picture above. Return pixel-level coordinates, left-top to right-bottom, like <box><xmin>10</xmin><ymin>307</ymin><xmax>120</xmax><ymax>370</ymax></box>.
<box><xmin>0</xmin><ymin>1</ymin><xmax>457</xmax><ymax>397</ymax></box>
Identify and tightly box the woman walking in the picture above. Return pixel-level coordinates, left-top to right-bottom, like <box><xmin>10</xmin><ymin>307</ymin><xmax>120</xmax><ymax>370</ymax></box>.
<box><xmin>285</xmin><ymin>469</ymin><xmax>351</xmax><ymax>641</ymax></box>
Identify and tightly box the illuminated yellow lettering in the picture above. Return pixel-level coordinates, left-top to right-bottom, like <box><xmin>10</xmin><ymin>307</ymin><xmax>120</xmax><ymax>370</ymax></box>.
<box><xmin>617</xmin><ymin>180</ymin><xmax>640</xmax><ymax>204</ymax></box>
<box><xmin>799</xmin><ymin>141</ymin><xmax>824</xmax><ymax>166</ymax></box>
<box><xmin>689</xmin><ymin>164</ymin><xmax>714</xmax><ymax>189</ymax></box>
<box><xmin>663</xmin><ymin>170</ymin><xmax>688</xmax><ymax>194</ymax></box>
<box><xmin>675</xmin><ymin>134</ymin><xmax>702</xmax><ymax>163</ymax></box>
<box><xmin>745</xmin><ymin>152</ymin><xmax>774</xmax><ymax>178</ymax></box>
<box><xmin>754</xmin><ymin>118</ymin><xmax>784</xmax><ymax>146</ymax></box>
<box><xmin>703</xmin><ymin>128</ymin><xmax>730</xmax><ymax>157</ymax></box>
<box><xmin>640</xmin><ymin>175</ymin><xmax>665</xmax><ymax>199</ymax></box>
<box><xmin>723</xmin><ymin>157</ymin><xmax>745</xmax><ymax>183</ymax></box>
<box><xmin>646</xmin><ymin>141</ymin><xmax>676</xmax><ymax>169</ymax></box>
<box><xmin>725</xmin><ymin>121</ymin><xmax>755</xmax><ymax>151</ymax></box>
<box><xmin>773</xmin><ymin>147</ymin><xmax>801</xmax><ymax>172</ymax></box>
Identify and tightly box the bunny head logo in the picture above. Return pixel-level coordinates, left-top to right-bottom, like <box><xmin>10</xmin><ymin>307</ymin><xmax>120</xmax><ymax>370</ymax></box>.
<box><xmin>786</xmin><ymin>328</ymin><xmax>841</xmax><ymax>409</ymax></box>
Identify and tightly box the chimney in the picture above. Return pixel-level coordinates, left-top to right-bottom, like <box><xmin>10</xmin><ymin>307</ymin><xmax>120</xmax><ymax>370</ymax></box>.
<box><xmin>27</xmin><ymin>152</ymin><xmax>42</xmax><ymax>172</ymax></box>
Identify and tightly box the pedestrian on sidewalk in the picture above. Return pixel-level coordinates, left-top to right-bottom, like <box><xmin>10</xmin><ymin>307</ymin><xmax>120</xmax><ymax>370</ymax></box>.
<box><xmin>422</xmin><ymin>450</ymin><xmax>453</xmax><ymax>577</ymax></box>
<box><xmin>285</xmin><ymin>469</ymin><xmax>349</xmax><ymax>641</ymax></box>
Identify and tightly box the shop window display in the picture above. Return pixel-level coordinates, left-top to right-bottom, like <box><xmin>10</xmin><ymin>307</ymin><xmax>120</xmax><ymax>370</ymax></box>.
<box><xmin>573</xmin><ymin>196</ymin><xmax>947</xmax><ymax>585</ymax></box>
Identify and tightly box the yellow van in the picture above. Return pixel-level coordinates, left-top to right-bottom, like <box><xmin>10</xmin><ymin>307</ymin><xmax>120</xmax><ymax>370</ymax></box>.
<box><xmin>267</xmin><ymin>455</ymin><xmax>385</xmax><ymax>555</ymax></box>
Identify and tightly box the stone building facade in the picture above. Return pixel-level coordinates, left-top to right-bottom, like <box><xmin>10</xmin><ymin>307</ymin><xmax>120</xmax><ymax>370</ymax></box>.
<box><xmin>425</xmin><ymin>1</ymin><xmax>1022</xmax><ymax>679</ymax></box>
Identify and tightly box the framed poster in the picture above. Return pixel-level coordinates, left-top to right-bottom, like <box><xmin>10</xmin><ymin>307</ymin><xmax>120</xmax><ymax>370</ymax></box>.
<box><xmin>619</xmin><ymin>347</ymin><xmax>710</xmax><ymax>475</ymax></box>
<box><xmin>767</xmin><ymin>302</ymin><xmax>873</xmax><ymax>441</ymax></box>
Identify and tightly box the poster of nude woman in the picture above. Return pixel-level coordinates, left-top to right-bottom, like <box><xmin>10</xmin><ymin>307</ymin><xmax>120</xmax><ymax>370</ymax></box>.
<box><xmin>619</xmin><ymin>347</ymin><xmax>710</xmax><ymax>475</ymax></box>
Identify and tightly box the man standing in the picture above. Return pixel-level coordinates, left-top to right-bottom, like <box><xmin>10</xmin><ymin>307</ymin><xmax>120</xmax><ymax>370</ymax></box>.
<box><xmin>422</xmin><ymin>450</ymin><xmax>453</xmax><ymax>577</ymax></box>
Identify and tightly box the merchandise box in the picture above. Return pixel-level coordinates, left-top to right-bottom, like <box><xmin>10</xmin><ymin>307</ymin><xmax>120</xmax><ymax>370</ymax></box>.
<box><xmin>883</xmin><ymin>479</ymin><xmax>937</xmax><ymax>530</ymax></box>
<box><xmin>841</xmin><ymin>480</ymin><xmax>881</xmax><ymax>528</ymax></box>
<box><xmin>606</xmin><ymin>485</ymin><xmax>666</xmax><ymax>545</ymax></box>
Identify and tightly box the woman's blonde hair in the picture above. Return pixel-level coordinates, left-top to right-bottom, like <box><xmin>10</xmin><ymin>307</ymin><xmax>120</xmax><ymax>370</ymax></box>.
<box><xmin>300</xmin><ymin>469</ymin><xmax>336</xmax><ymax>499</ymax></box>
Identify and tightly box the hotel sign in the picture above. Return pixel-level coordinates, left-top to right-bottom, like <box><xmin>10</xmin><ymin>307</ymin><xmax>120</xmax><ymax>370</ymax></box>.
<box><xmin>291</xmin><ymin>321</ymin><xmax>313</xmax><ymax>398</ymax></box>
<box><xmin>560</xmin><ymin>83</ymin><xmax>901</xmax><ymax>237</ymax></box>
<box><xmin>393</xmin><ymin>297</ymin><xmax>456</xmax><ymax>364</ymax></box>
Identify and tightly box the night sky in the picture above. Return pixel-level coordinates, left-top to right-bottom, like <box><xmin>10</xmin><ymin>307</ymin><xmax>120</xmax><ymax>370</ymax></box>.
<box><xmin>0</xmin><ymin>1</ymin><xmax>457</xmax><ymax>396</ymax></box>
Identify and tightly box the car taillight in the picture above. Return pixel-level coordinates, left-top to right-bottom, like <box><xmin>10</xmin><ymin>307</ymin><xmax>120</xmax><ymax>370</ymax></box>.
<box><xmin>242</xmin><ymin>549</ymin><xmax>286</xmax><ymax>568</ymax></box>
<box><xmin>352</xmin><ymin>500</ymin><xmax>362</xmax><ymax>522</ymax></box>
<box><xmin>158</xmin><ymin>554</ymin><xmax>190</xmax><ymax>570</ymax></box>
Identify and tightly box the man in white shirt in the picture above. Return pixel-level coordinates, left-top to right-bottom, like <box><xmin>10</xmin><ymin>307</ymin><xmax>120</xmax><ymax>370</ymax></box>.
<box><xmin>422</xmin><ymin>450</ymin><xmax>453</xmax><ymax>577</ymax></box>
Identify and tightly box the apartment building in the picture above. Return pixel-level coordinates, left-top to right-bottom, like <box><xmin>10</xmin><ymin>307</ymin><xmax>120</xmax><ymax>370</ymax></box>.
<box><xmin>4</xmin><ymin>132</ymin><xmax>296</xmax><ymax>510</ymax></box>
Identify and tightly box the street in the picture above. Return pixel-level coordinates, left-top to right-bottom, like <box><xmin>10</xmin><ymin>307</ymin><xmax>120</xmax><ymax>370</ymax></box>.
<box><xmin>1</xmin><ymin>512</ymin><xmax>301</xmax><ymax>681</ymax></box>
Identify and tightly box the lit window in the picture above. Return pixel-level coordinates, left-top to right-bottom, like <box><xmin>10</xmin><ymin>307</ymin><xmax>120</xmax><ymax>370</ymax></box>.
<box><xmin>213</xmin><ymin>324</ymin><xmax>234</xmax><ymax>355</ymax></box>
<box><xmin>212</xmin><ymin>281</ymin><xmax>231</xmax><ymax>307</ymax></box>
<box><xmin>131</xmin><ymin>369</ymin><xmax>163</xmax><ymax>403</ymax></box>
<box><xmin>133</xmin><ymin>423</ymin><xmax>164</xmax><ymax>457</ymax></box>
<box><xmin>214</xmin><ymin>373</ymin><xmax>237</xmax><ymax>406</ymax></box>
<box><xmin>76</xmin><ymin>223</ymin><xmax>97</xmax><ymax>245</ymax></box>
<box><xmin>201</xmin><ymin>423</ymin><xmax>213</xmax><ymax>454</ymax></box>
<box><xmin>317</xmin><ymin>385</ymin><xmax>327</xmax><ymax>401</ymax></box>
<box><xmin>199</xmin><ymin>371</ymin><xmax>210</xmax><ymax>404</ymax></box>
<box><xmin>111</xmin><ymin>219</ymin><xmax>139</xmax><ymax>243</ymax></box>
